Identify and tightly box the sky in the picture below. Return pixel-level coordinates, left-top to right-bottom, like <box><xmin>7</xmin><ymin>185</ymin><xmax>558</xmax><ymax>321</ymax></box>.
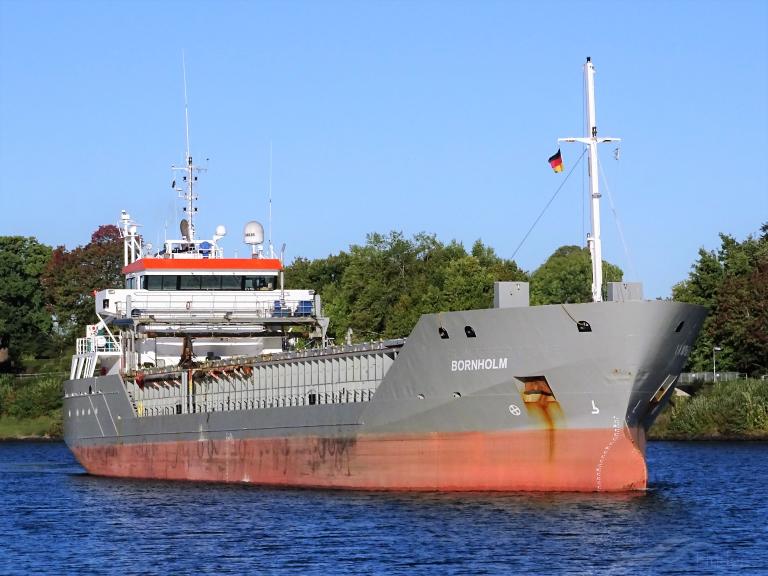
<box><xmin>1</xmin><ymin>0</ymin><xmax>766</xmax><ymax>299</ymax></box>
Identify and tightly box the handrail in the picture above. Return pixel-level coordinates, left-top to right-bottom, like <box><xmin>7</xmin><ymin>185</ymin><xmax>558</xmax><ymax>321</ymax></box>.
<box><xmin>127</xmin><ymin>294</ymin><xmax>315</xmax><ymax>317</ymax></box>
<box><xmin>76</xmin><ymin>335</ymin><xmax>123</xmax><ymax>355</ymax></box>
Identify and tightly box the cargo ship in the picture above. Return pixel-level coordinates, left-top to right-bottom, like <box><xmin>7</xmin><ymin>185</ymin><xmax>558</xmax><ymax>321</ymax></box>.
<box><xmin>63</xmin><ymin>58</ymin><xmax>706</xmax><ymax>491</ymax></box>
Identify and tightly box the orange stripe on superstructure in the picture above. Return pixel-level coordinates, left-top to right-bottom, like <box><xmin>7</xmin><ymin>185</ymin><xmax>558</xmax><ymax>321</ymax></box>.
<box><xmin>122</xmin><ymin>257</ymin><xmax>283</xmax><ymax>274</ymax></box>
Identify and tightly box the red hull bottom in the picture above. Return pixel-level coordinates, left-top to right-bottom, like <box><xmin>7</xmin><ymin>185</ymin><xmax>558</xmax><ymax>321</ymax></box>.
<box><xmin>72</xmin><ymin>427</ymin><xmax>647</xmax><ymax>492</ymax></box>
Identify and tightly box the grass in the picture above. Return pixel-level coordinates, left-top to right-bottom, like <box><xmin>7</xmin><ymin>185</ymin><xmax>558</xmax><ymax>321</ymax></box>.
<box><xmin>0</xmin><ymin>413</ymin><xmax>61</xmax><ymax>439</ymax></box>
<box><xmin>650</xmin><ymin>379</ymin><xmax>768</xmax><ymax>440</ymax></box>
<box><xmin>0</xmin><ymin>370</ymin><xmax>65</xmax><ymax>439</ymax></box>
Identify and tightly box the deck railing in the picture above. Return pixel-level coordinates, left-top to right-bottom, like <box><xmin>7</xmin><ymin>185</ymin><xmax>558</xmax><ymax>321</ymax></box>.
<box><xmin>75</xmin><ymin>335</ymin><xmax>122</xmax><ymax>355</ymax></box>
<box><xmin>123</xmin><ymin>293</ymin><xmax>316</xmax><ymax>319</ymax></box>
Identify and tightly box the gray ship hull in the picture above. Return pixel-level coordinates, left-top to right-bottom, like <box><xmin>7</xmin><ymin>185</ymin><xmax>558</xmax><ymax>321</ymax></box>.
<box><xmin>64</xmin><ymin>300</ymin><xmax>706</xmax><ymax>491</ymax></box>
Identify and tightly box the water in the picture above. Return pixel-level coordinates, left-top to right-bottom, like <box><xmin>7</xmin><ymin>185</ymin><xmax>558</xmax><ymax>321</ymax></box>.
<box><xmin>1</xmin><ymin>442</ymin><xmax>766</xmax><ymax>575</ymax></box>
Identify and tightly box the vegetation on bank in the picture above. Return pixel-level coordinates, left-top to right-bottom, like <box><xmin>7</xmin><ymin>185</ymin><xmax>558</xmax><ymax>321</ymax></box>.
<box><xmin>0</xmin><ymin>373</ymin><xmax>64</xmax><ymax>439</ymax></box>
<box><xmin>650</xmin><ymin>379</ymin><xmax>768</xmax><ymax>440</ymax></box>
<box><xmin>672</xmin><ymin>225</ymin><xmax>768</xmax><ymax>376</ymax></box>
<box><xmin>0</xmin><ymin>414</ymin><xmax>61</xmax><ymax>439</ymax></box>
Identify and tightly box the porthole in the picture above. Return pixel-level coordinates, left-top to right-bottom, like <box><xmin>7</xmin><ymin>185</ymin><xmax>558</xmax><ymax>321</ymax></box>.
<box><xmin>464</xmin><ymin>326</ymin><xmax>476</xmax><ymax>338</ymax></box>
<box><xmin>577</xmin><ymin>320</ymin><xmax>592</xmax><ymax>333</ymax></box>
<box><xmin>439</xmin><ymin>327</ymin><xmax>449</xmax><ymax>339</ymax></box>
<box><xmin>417</xmin><ymin>393</ymin><xmax>425</xmax><ymax>400</ymax></box>
<box><xmin>453</xmin><ymin>392</ymin><xmax>462</xmax><ymax>398</ymax></box>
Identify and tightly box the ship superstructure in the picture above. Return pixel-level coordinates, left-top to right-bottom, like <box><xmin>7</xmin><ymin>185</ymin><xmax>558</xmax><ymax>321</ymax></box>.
<box><xmin>63</xmin><ymin>59</ymin><xmax>706</xmax><ymax>491</ymax></box>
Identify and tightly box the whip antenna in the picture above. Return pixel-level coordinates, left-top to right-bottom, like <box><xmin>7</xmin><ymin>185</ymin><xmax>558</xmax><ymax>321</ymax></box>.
<box><xmin>269</xmin><ymin>141</ymin><xmax>274</xmax><ymax>258</ymax></box>
<box><xmin>171</xmin><ymin>52</ymin><xmax>204</xmax><ymax>243</ymax></box>
<box><xmin>182</xmin><ymin>51</ymin><xmax>191</xmax><ymax>161</ymax></box>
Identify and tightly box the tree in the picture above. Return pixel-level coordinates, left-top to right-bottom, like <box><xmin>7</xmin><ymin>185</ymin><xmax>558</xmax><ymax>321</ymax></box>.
<box><xmin>41</xmin><ymin>225</ymin><xmax>123</xmax><ymax>342</ymax></box>
<box><xmin>0</xmin><ymin>236</ymin><xmax>53</xmax><ymax>370</ymax></box>
<box><xmin>529</xmin><ymin>245</ymin><xmax>623</xmax><ymax>305</ymax></box>
<box><xmin>673</xmin><ymin>225</ymin><xmax>768</xmax><ymax>376</ymax></box>
<box><xmin>284</xmin><ymin>232</ymin><xmax>529</xmax><ymax>342</ymax></box>
<box><xmin>440</xmin><ymin>256</ymin><xmax>495</xmax><ymax>311</ymax></box>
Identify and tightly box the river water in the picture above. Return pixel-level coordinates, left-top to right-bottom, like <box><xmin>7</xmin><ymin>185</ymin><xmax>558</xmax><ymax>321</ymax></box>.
<box><xmin>0</xmin><ymin>441</ymin><xmax>766</xmax><ymax>575</ymax></box>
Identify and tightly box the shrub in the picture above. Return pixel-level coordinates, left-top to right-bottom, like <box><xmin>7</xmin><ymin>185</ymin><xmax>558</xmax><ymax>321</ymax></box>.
<box><xmin>6</xmin><ymin>376</ymin><xmax>63</xmax><ymax>419</ymax></box>
<box><xmin>659</xmin><ymin>379</ymin><xmax>768</xmax><ymax>439</ymax></box>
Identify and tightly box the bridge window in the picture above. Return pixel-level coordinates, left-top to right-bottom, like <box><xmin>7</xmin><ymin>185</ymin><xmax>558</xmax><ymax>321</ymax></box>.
<box><xmin>220</xmin><ymin>276</ymin><xmax>242</xmax><ymax>290</ymax></box>
<box><xmin>145</xmin><ymin>276</ymin><xmax>162</xmax><ymax>290</ymax></box>
<box><xmin>179</xmin><ymin>276</ymin><xmax>202</xmax><ymax>290</ymax></box>
<box><xmin>244</xmin><ymin>276</ymin><xmax>275</xmax><ymax>291</ymax></box>
<box><xmin>200</xmin><ymin>276</ymin><xmax>221</xmax><ymax>290</ymax></box>
<box><xmin>144</xmin><ymin>274</ymin><xmax>279</xmax><ymax>291</ymax></box>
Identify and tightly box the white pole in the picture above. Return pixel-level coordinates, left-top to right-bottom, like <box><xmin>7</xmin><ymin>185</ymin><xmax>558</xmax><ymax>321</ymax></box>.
<box><xmin>123</xmin><ymin>226</ymin><xmax>129</xmax><ymax>266</ymax></box>
<box><xmin>585</xmin><ymin>58</ymin><xmax>603</xmax><ymax>302</ymax></box>
<box><xmin>121</xmin><ymin>211</ymin><xmax>130</xmax><ymax>266</ymax></box>
<box><xmin>713</xmin><ymin>346</ymin><xmax>722</xmax><ymax>382</ymax></box>
<box><xmin>558</xmin><ymin>57</ymin><xmax>620</xmax><ymax>303</ymax></box>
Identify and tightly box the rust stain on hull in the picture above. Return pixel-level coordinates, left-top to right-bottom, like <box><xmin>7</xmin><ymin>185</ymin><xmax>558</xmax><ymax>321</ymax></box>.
<box><xmin>519</xmin><ymin>376</ymin><xmax>564</xmax><ymax>460</ymax></box>
<box><xmin>72</xmin><ymin>428</ymin><xmax>647</xmax><ymax>492</ymax></box>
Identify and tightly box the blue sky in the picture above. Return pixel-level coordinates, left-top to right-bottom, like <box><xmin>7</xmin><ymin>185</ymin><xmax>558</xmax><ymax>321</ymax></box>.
<box><xmin>1</xmin><ymin>0</ymin><xmax>766</xmax><ymax>298</ymax></box>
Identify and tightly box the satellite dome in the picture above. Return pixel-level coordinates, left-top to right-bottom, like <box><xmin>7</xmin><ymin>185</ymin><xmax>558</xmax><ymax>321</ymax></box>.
<box><xmin>215</xmin><ymin>225</ymin><xmax>227</xmax><ymax>237</ymax></box>
<box><xmin>243</xmin><ymin>221</ymin><xmax>264</xmax><ymax>245</ymax></box>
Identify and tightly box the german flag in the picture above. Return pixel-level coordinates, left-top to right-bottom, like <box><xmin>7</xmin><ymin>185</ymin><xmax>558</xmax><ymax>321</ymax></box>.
<box><xmin>548</xmin><ymin>149</ymin><xmax>563</xmax><ymax>173</ymax></box>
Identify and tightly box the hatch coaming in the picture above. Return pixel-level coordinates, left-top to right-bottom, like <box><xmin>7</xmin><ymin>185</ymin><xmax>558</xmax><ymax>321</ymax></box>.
<box><xmin>121</xmin><ymin>340</ymin><xmax>403</xmax><ymax>418</ymax></box>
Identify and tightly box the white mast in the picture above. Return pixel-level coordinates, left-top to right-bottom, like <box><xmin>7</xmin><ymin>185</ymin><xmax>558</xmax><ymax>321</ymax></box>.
<box><xmin>559</xmin><ymin>57</ymin><xmax>620</xmax><ymax>302</ymax></box>
<box><xmin>172</xmin><ymin>54</ymin><xmax>202</xmax><ymax>243</ymax></box>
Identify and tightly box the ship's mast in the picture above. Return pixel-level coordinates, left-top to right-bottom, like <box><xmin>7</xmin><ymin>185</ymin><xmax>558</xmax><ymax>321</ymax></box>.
<box><xmin>559</xmin><ymin>57</ymin><xmax>620</xmax><ymax>302</ymax></box>
<box><xmin>172</xmin><ymin>55</ymin><xmax>202</xmax><ymax>243</ymax></box>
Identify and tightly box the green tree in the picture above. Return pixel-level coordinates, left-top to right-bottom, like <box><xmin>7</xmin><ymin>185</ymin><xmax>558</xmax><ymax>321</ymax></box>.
<box><xmin>673</xmin><ymin>225</ymin><xmax>768</xmax><ymax>376</ymax></box>
<box><xmin>529</xmin><ymin>245</ymin><xmax>622</xmax><ymax>305</ymax></box>
<box><xmin>0</xmin><ymin>236</ymin><xmax>53</xmax><ymax>370</ymax></box>
<box><xmin>440</xmin><ymin>256</ymin><xmax>495</xmax><ymax>311</ymax></box>
<box><xmin>41</xmin><ymin>225</ymin><xmax>123</xmax><ymax>342</ymax></box>
<box><xmin>284</xmin><ymin>232</ymin><xmax>528</xmax><ymax>342</ymax></box>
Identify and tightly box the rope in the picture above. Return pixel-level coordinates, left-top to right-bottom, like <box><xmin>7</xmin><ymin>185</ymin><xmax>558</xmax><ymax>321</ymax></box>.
<box><xmin>597</xmin><ymin>156</ymin><xmax>639</xmax><ymax>281</ymax></box>
<box><xmin>559</xmin><ymin>304</ymin><xmax>579</xmax><ymax>325</ymax></box>
<box><xmin>511</xmin><ymin>149</ymin><xmax>588</xmax><ymax>261</ymax></box>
